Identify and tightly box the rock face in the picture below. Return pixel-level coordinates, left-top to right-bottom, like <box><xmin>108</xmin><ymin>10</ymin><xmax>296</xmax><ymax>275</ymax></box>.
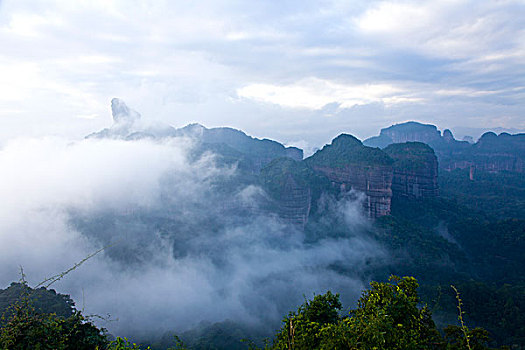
<box><xmin>364</xmin><ymin>121</ymin><xmax>442</xmax><ymax>148</ymax></box>
<box><xmin>111</xmin><ymin>98</ymin><xmax>141</xmax><ymax>125</ymax></box>
<box><xmin>311</xmin><ymin>165</ymin><xmax>393</xmax><ymax>217</ymax></box>
<box><xmin>87</xmin><ymin>98</ymin><xmax>177</xmax><ymax>139</ymax></box>
<box><xmin>384</xmin><ymin>142</ymin><xmax>439</xmax><ymax>198</ymax></box>
<box><xmin>260</xmin><ymin>158</ymin><xmax>315</xmax><ymax>227</ymax></box>
<box><xmin>305</xmin><ymin>134</ymin><xmax>394</xmax><ymax>218</ymax></box>
<box><xmin>381</xmin><ymin>121</ymin><xmax>442</xmax><ymax>144</ymax></box>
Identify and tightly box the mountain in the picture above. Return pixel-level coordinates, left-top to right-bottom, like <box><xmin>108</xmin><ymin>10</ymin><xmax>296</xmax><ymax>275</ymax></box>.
<box><xmin>88</xmin><ymin>99</ymin><xmax>302</xmax><ymax>173</ymax></box>
<box><xmin>363</xmin><ymin>121</ymin><xmax>470</xmax><ymax>154</ymax></box>
<box><xmin>364</xmin><ymin>121</ymin><xmax>443</xmax><ymax>147</ymax></box>
<box><xmin>259</xmin><ymin>158</ymin><xmax>322</xmax><ymax>227</ymax></box>
<box><xmin>176</xmin><ymin>123</ymin><xmax>303</xmax><ymax>173</ymax></box>
<box><xmin>384</xmin><ymin>142</ymin><xmax>439</xmax><ymax>198</ymax></box>
<box><xmin>304</xmin><ymin>134</ymin><xmax>394</xmax><ymax>217</ymax></box>
<box><xmin>364</xmin><ymin>121</ymin><xmax>524</xmax><ymax>174</ymax></box>
<box><xmin>86</xmin><ymin>102</ymin><xmax>458</xmax><ymax>221</ymax></box>
<box><xmin>86</xmin><ymin>101</ymin><xmax>524</xmax><ymax>224</ymax></box>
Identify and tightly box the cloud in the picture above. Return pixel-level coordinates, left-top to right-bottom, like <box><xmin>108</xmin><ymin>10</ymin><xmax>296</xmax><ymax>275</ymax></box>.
<box><xmin>354</xmin><ymin>0</ymin><xmax>525</xmax><ymax>61</ymax></box>
<box><xmin>0</xmin><ymin>132</ymin><xmax>383</xmax><ymax>340</ymax></box>
<box><xmin>237</xmin><ymin>78</ymin><xmax>422</xmax><ymax>110</ymax></box>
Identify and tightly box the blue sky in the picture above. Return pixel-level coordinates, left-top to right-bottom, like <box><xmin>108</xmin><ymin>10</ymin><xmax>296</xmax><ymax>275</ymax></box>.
<box><xmin>0</xmin><ymin>0</ymin><xmax>524</xmax><ymax>149</ymax></box>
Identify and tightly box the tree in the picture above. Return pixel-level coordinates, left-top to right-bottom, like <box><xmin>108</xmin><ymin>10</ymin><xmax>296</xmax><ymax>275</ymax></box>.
<box><xmin>338</xmin><ymin>276</ymin><xmax>442</xmax><ymax>349</ymax></box>
<box><xmin>0</xmin><ymin>296</ymin><xmax>107</xmax><ymax>350</ymax></box>
<box><xmin>272</xmin><ymin>291</ymin><xmax>342</xmax><ymax>350</ymax></box>
<box><xmin>268</xmin><ymin>276</ymin><xmax>476</xmax><ymax>350</ymax></box>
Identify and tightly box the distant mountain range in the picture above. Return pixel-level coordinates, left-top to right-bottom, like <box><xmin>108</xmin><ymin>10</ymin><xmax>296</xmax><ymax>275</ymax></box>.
<box><xmin>364</xmin><ymin>121</ymin><xmax>524</xmax><ymax>173</ymax></box>
<box><xmin>86</xmin><ymin>99</ymin><xmax>523</xmax><ymax>222</ymax></box>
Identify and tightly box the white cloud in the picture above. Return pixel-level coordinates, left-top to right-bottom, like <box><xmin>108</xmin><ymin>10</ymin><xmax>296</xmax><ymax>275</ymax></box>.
<box><xmin>356</xmin><ymin>1</ymin><xmax>433</xmax><ymax>34</ymax></box>
<box><xmin>4</xmin><ymin>12</ymin><xmax>64</xmax><ymax>37</ymax></box>
<box><xmin>237</xmin><ymin>78</ymin><xmax>421</xmax><ymax>109</ymax></box>
<box><xmin>354</xmin><ymin>0</ymin><xmax>525</xmax><ymax>60</ymax></box>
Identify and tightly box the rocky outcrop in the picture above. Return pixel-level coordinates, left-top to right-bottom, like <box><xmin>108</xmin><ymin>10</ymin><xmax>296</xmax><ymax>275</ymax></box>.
<box><xmin>380</xmin><ymin>121</ymin><xmax>442</xmax><ymax>144</ymax></box>
<box><xmin>274</xmin><ymin>174</ymin><xmax>311</xmax><ymax>226</ymax></box>
<box><xmin>311</xmin><ymin>165</ymin><xmax>393</xmax><ymax>217</ymax></box>
<box><xmin>364</xmin><ymin>121</ymin><xmax>442</xmax><ymax>148</ymax></box>
<box><xmin>86</xmin><ymin>98</ymin><xmax>177</xmax><ymax>139</ymax></box>
<box><xmin>305</xmin><ymin>134</ymin><xmax>394</xmax><ymax>218</ymax></box>
<box><xmin>260</xmin><ymin>158</ymin><xmax>319</xmax><ymax>227</ymax></box>
<box><xmin>384</xmin><ymin>142</ymin><xmax>439</xmax><ymax>198</ymax></box>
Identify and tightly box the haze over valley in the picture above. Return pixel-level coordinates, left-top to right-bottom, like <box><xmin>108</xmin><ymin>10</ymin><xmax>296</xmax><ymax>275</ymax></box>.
<box><xmin>0</xmin><ymin>1</ymin><xmax>524</xmax><ymax>349</ymax></box>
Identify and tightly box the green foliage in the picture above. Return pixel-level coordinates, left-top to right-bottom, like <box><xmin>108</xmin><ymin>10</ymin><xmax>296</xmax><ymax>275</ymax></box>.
<box><xmin>108</xmin><ymin>337</ymin><xmax>159</xmax><ymax>349</ymax></box>
<box><xmin>0</xmin><ymin>283</ymin><xmax>75</xmax><ymax>323</ymax></box>
<box><xmin>271</xmin><ymin>291</ymin><xmax>342</xmax><ymax>350</ymax></box>
<box><xmin>305</xmin><ymin>134</ymin><xmax>393</xmax><ymax>168</ymax></box>
<box><xmin>269</xmin><ymin>277</ymin><xmax>445</xmax><ymax>350</ymax></box>
<box><xmin>340</xmin><ymin>276</ymin><xmax>442</xmax><ymax>350</ymax></box>
<box><xmin>448</xmin><ymin>218</ymin><xmax>525</xmax><ymax>283</ymax></box>
<box><xmin>158</xmin><ymin>320</ymin><xmax>260</xmax><ymax>350</ymax></box>
<box><xmin>439</xmin><ymin>169</ymin><xmax>525</xmax><ymax>219</ymax></box>
<box><xmin>423</xmin><ymin>281</ymin><xmax>525</xmax><ymax>347</ymax></box>
<box><xmin>0</xmin><ymin>299</ymin><xmax>107</xmax><ymax>350</ymax></box>
<box><xmin>384</xmin><ymin>142</ymin><xmax>437</xmax><ymax>172</ymax></box>
<box><xmin>263</xmin><ymin>277</ymin><xmax>514</xmax><ymax>350</ymax></box>
<box><xmin>443</xmin><ymin>325</ymin><xmax>492</xmax><ymax>350</ymax></box>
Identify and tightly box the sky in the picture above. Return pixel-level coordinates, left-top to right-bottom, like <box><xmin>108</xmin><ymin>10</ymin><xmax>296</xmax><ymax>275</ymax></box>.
<box><xmin>0</xmin><ymin>0</ymin><xmax>524</xmax><ymax>149</ymax></box>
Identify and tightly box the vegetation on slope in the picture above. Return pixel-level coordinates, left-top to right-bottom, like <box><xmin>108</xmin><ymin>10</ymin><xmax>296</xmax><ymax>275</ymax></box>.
<box><xmin>305</xmin><ymin>134</ymin><xmax>393</xmax><ymax>168</ymax></box>
<box><xmin>0</xmin><ymin>277</ymin><xmax>507</xmax><ymax>350</ymax></box>
<box><xmin>384</xmin><ymin>142</ymin><xmax>437</xmax><ymax>172</ymax></box>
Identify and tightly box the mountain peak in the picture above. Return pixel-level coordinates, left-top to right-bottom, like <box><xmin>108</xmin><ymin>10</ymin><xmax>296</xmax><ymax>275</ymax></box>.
<box><xmin>111</xmin><ymin>98</ymin><xmax>141</xmax><ymax>126</ymax></box>
<box><xmin>332</xmin><ymin>133</ymin><xmax>362</xmax><ymax>148</ymax></box>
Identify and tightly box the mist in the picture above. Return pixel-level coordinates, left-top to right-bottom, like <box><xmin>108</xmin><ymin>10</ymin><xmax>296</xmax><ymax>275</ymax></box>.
<box><xmin>0</xmin><ymin>130</ymin><xmax>384</xmax><ymax>340</ymax></box>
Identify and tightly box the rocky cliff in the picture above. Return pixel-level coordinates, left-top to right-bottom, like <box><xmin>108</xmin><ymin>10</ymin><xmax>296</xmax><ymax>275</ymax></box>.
<box><xmin>260</xmin><ymin>158</ymin><xmax>318</xmax><ymax>227</ymax></box>
<box><xmin>367</xmin><ymin>121</ymin><xmax>442</xmax><ymax>147</ymax></box>
<box><xmin>305</xmin><ymin>134</ymin><xmax>394</xmax><ymax>218</ymax></box>
<box><xmin>384</xmin><ymin>142</ymin><xmax>439</xmax><ymax>198</ymax></box>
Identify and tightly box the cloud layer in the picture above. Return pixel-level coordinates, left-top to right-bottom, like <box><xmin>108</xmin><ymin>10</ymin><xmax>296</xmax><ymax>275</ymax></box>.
<box><xmin>0</xmin><ymin>0</ymin><xmax>523</xmax><ymax>147</ymax></box>
<box><xmin>0</xmin><ymin>134</ymin><xmax>382</xmax><ymax>339</ymax></box>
